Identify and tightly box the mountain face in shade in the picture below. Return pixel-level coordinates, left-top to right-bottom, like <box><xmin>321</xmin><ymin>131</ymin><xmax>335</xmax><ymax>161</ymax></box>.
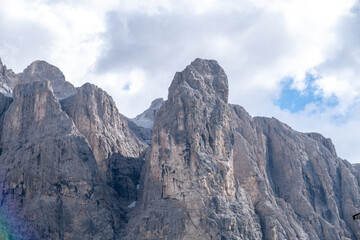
<box><xmin>0</xmin><ymin>58</ymin><xmax>360</xmax><ymax>240</ymax></box>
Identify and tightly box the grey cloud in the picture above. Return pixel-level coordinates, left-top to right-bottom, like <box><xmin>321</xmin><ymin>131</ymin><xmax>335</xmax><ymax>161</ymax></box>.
<box><xmin>0</xmin><ymin>17</ymin><xmax>53</xmax><ymax>72</ymax></box>
<box><xmin>95</xmin><ymin>10</ymin><xmax>261</xmax><ymax>74</ymax></box>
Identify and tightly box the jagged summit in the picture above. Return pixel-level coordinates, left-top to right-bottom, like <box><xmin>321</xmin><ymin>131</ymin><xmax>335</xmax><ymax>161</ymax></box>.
<box><xmin>0</xmin><ymin>58</ymin><xmax>77</xmax><ymax>99</ymax></box>
<box><xmin>17</xmin><ymin>60</ymin><xmax>76</xmax><ymax>99</ymax></box>
<box><xmin>168</xmin><ymin>58</ymin><xmax>229</xmax><ymax>103</ymax></box>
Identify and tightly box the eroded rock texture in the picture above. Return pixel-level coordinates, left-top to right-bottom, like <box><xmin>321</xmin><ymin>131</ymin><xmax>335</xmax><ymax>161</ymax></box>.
<box><xmin>126</xmin><ymin>59</ymin><xmax>360</xmax><ymax>240</ymax></box>
<box><xmin>61</xmin><ymin>83</ymin><xmax>148</xmax><ymax>203</ymax></box>
<box><xmin>0</xmin><ymin>81</ymin><xmax>123</xmax><ymax>239</ymax></box>
<box><xmin>0</xmin><ymin>58</ymin><xmax>360</xmax><ymax>240</ymax></box>
<box><xmin>126</xmin><ymin>59</ymin><xmax>262</xmax><ymax>239</ymax></box>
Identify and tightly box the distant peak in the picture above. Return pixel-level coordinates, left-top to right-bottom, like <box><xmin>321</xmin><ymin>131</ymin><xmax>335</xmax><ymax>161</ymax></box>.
<box><xmin>150</xmin><ymin>98</ymin><xmax>164</xmax><ymax>108</ymax></box>
<box><xmin>25</xmin><ymin>60</ymin><xmax>57</xmax><ymax>75</ymax></box>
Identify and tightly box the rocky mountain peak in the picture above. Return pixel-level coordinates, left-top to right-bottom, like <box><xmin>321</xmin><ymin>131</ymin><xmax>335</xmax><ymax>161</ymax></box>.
<box><xmin>168</xmin><ymin>58</ymin><xmax>229</xmax><ymax>103</ymax></box>
<box><xmin>131</xmin><ymin>97</ymin><xmax>164</xmax><ymax>129</ymax></box>
<box><xmin>17</xmin><ymin>60</ymin><xmax>76</xmax><ymax>99</ymax></box>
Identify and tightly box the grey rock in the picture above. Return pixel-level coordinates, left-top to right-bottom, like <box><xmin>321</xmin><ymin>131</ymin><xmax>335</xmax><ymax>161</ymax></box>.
<box><xmin>60</xmin><ymin>82</ymin><xmax>148</xmax><ymax>205</ymax></box>
<box><xmin>1</xmin><ymin>57</ymin><xmax>360</xmax><ymax>240</ymax></box>
<box><xmin>0</xmin><ymin>81</ymin><xmax>123</xmax><ymax>239</ymax></box>
<box><xmin>126</xmin><ymin>118</ymin><xmax>153</xmax><ymax>144</ymax></box>
<box><xmin>17</xmin><ymin>60</ymin><xmax>76</xmax><ymax>99</ymax></box>
<box><xmin>126</xmin><ymin>58</ymin><xmax>262</xmax><ymax>239</ymax></box>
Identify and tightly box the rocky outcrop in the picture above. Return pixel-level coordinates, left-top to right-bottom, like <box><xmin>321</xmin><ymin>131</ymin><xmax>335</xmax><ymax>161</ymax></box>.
<box><xmin>17</xmin><ymin>61</ymin><xmax>76</xmax><ymax>99</ymax></box>
<box><xmin>61</xmin><ymin>83</ymin><xmax>148</xmax><ymax>203</ymax></box>
<box><xmin>126</xmin><ymin>58</ymin><xmax>360</xmax><ymax>240</ymax></box>
<box><xmin>126</xmin><ymin>59</ymin><xmax>262</xmax><ymax>239</ymax></box>
<box><xmin>230</xmin><ymin>104</ymin><xmax>360</xmax><ymax>239</ymax></box>
<box><xmin>0</xmin><ymin>81</ymin><xmax>123</xmax><ymax>239</ymax></box>
<box><xmin>253</xmin><ymin>117</ymin><xmax>360</xmax><ymax>239</ymax></box>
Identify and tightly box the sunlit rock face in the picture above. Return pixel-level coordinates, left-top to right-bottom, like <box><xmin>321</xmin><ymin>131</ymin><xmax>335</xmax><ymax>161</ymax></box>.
<box><xmin>126</xmin><ymin>59</ymin><xmax>262</xmax><ymax>239</ymax></box>
<box><xmin>0</xmin><ymin>81</ymin><xmax>123</xmax><ymax>239</ymax></box>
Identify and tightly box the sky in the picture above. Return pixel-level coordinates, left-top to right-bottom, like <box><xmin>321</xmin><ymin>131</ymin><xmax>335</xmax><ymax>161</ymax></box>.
<box><xmin>1</xmin><ymin>0</ymin><xmax>360</xmax><ymax>163</ymax></box>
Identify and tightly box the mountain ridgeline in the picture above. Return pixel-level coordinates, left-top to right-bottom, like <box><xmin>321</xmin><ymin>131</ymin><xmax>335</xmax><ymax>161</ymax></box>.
<box><xmin>0</xmin><ymin>58</ymin><xmax>359</xmax><ymax>239</ymax></box>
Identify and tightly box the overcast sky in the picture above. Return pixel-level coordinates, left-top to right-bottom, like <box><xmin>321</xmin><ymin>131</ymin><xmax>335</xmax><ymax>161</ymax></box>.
<box><xmin>1</xmin><ymin>0</ymin><xmax>360</xmax><ymax>163</ymax></box>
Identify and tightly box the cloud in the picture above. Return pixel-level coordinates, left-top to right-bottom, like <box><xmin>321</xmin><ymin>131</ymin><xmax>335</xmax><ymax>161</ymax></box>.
<box><xmin>1</xmin><ymin>0</ymin><xmax>360</xmax><ymax>162</ymax></box>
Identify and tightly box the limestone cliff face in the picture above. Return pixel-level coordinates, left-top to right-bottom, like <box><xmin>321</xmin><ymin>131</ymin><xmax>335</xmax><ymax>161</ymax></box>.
<box><xmin>126</xmin><ymin>59</ymin><xmax>360</xmax><ymax>240</ymax></box>
<box><xmin>126</xmin><ymin>59</ymin><xmax>262</xmax><ymax>239</ymax></box>
<box><xmin>230</xmin><ymin>105</ymin><xmax>360</xmax><ymax>239</ymax></box>
<box><xmin>61</xmin><ymin>83</ymin><xmax>148</xmax><ymax>201</ymax></box>
<box><xmin>253</xmin><ymin>117</ymin><xmax>360</xmax><ymax>239</ymax></box>
<box><xmin>0</xmin><ymin>81</ymin><xmax>123</xmax><ymax>239</ymax></box>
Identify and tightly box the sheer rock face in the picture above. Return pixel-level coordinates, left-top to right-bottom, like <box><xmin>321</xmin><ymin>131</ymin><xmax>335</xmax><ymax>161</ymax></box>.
<box><xmin>126</xmin><ymin>58</ymin><xmax>262</xmax><ymax>239</ymax></box>
<box><xmin>0</xmin><ymin>81</ymin><xmax>122</xmax><ymax>239</ymax></box>
<box><xmin>230</xmin><ymin>106</ymin><xmax>360</xmax><ymax>240</ymax></box>
<box><xmin>253</xmin><ymin>117</ymin><xmax>360</xmax><ymax>239</ymax></box>
<box><xmin>60</xmin><ymin>83</ymin><xmax>148</xmax><ymax>201</ymax></box>
<box><xmin>17</xmin><ymin>60</ymin><xmax>76</xmax><ymax>99</ymax></box>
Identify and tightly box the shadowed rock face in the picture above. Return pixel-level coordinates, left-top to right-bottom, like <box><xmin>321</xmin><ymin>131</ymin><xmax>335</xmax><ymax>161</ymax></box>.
<box><xmin>126</xmin><ymin>59</ymin><xmax>360</xmax><ymax>240</ymax></box>
<box><xmin>61</xmin><ymin>83</ymin><xmax>148</xmax><ymax>203</ymax></box>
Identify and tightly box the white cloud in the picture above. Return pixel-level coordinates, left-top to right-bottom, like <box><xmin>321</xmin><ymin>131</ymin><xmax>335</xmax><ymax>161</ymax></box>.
<box><xmin>1</xmin><ymin>0</ymin><xmax>360</xmax><ymax>163</ymax></box>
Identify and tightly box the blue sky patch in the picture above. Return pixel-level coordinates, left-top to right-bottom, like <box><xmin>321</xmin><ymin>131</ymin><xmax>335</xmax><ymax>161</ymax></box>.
<box><xmin>122</xmin><ymin>83</ymin><xmax>130</xmax><ymax>91</ymax></box>
<box><xmin>275</xmin><ymin>73</ymin><xmax>339</xmax><ymax>113</ymax></box>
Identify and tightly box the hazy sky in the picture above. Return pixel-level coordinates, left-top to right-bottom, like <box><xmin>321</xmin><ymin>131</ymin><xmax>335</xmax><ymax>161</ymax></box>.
<box><xmin>1</xmin><ymin>0</ymin><xmax>360</xmax><ymax>163</ymax></box>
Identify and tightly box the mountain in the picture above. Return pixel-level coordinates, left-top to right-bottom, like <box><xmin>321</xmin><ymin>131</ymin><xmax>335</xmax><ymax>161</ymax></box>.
<box><xmin>127</xmin><ymin>98</ymin><xmax>164</xmax><ymax>144</ymax></box>
<box><xmin>0</xmin><ymin>58</ymin><xmax>360</xmax><ymax>239</ymax></box>
<box><xmin>0</xmin><ymin>59</ymin><xmax>76</xmax><ymax>99</ymax></box>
